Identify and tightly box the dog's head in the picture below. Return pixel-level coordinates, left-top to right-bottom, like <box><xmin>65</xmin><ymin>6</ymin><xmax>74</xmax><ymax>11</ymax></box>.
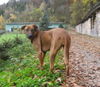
<box><xmin>21</xmin><ymin>24</ymin><xmax>39</xmax><ymax>39</ymax></box>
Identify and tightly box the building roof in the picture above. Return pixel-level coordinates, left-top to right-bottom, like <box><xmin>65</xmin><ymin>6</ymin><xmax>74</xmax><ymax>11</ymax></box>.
<box><xmin>6</xmin><ymin>22</ymin><xmax>40</xmax><ymax>25</ymax></box>
<box><xmin>6</xmin><ymin>22</ymin><xmax>64</xmax><ymax>25</ymax></box>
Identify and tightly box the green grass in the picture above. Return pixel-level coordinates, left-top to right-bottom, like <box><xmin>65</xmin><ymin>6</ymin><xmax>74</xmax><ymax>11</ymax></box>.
<box><xmin>0</xmin><ymin>33</ymin><xmax>25</xmax><ymax>42</ymax></box>
<box><xmin>0</xmin><ymin>33</ymin><xmax>65</xmax><ymax>87</ymax></box>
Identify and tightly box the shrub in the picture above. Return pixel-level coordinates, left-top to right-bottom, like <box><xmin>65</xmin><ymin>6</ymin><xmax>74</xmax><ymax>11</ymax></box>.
<box><xmin>0</xmin><ymin>37</ymin><xmax>23</xmax><ymax>60</ymax></box>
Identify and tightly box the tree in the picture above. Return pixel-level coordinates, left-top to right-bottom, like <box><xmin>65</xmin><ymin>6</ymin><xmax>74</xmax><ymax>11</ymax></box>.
<box><xmin>70</xmin><ymin>0</ymin><xmax>85</xmax><ymax>26</ymax></box>
<box><xmin>49</xmin><ymin>0</ymin><xmax>69</xmax><ymax>23</ymax></box>
<box><xmin>39</xmin><ymin>0</ymin><xmax>49</xmax><ymax>30</ymax></box>
<box><xmin>40</xmin><ymin>11</ymin><xmax>49</xmax><ymax>30</ymax></box>
<box><xmin>0</xmin><ymin>15</ymin><xmax>5</xmax><ymax>29</ymax></box>
<box><xmin>0</xmin><ymin>9</ymin><xmax>4</xmax><ymax>16</ymax></box>
<box><xmin>9</xmin><ymin>14</ymin><xmax>17</xmax><ymax>22</ymax></box>
<box><xmin>70</xmin><ymin>0</ymin><xmax>99</xmax><ymax>26</ymax></box>
<box><xmin>31</xmin><ymin>8</ymin><xmax>42</xmax><ymax>22</ymax></box>
<box><xmin>14</xmin><ymin>1</ymin><xmax>26</xmax><ymax>12</ymax></box>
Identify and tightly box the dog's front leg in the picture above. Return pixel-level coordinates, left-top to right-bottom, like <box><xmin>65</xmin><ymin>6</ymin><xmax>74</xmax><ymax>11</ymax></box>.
<box><xmin>38</xmin><ymin>51</ymin><xmax>46</xmax><ymax>69</ymax></box>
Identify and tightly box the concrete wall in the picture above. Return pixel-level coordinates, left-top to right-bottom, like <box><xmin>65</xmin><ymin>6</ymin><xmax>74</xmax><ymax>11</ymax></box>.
<box><xmin>76</xmin><ymin>11</ymin><xmax>100</xmax><ymax>37</ymax></box>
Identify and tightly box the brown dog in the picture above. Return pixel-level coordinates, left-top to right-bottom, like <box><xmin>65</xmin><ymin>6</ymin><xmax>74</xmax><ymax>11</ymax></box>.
<box><xmin>21</xmin><ymin>24</ymin><xmax>71</xmax><ymax>75</ymax></box>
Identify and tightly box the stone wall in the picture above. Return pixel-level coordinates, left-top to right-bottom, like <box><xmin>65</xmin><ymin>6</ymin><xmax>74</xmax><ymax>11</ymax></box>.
<box><xmin>76</xmin><ymin>11</ymin><xmax>100</xmax><ymax>37</ymax></box>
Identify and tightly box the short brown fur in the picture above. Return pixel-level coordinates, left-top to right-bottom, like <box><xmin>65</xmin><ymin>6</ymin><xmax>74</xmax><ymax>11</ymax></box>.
<box><xmin>21</xmin><ymin>24</ymin><xmax>71</xmax><ymax>76</ymax></box>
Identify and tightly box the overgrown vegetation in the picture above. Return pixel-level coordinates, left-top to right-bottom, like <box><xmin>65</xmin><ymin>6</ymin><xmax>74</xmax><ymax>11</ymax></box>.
<box><xmin>0</xmin><ymin>35</ymin><xmax>23</xmax><ymax>60</ymax></box>
<box><xmin>0</xmin><ymin>0</ymin><xmax>100</xmax><ymax>29</ymax></box>
<box><xmin>0</xmin><ymin>33</ymin><xmax>65</xmax><ymax>87</ymax></box>
<box><xmin>70</xmin><ymin>0</ymin><xmax>99</xmax><ymax>26</ymax></box>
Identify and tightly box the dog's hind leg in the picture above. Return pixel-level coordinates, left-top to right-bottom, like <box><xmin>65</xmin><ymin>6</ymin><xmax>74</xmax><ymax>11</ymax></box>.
<box><xmin>63</xmin><ymin>45</ymin><xmax>69</xmax><ymax>76</ymax></box>
<box><xmin>49</xmin><ymin>39</ymin><xmax>61</xmax><ymax>72</ymax></box>
<box><xmin>63</xmin><ymin>39</ymin><xmax>71</xmax><ymax>76</ymax></box>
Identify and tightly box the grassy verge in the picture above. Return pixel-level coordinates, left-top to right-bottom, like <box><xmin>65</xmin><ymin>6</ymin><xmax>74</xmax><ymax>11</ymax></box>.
<box><xmin>0</xmin><ymin>33</ymin><xmax>65</xmax><ymax>87</ymax></box>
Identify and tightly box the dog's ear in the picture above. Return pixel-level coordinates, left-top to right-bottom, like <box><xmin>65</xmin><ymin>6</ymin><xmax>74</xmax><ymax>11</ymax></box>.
<box><xmin>21</xmin><ymin>25</ymin><xmax>26</xmax><ymax>30</ymax></box>
<box><xmin>32</xmin><ymin>24</ymin><xmax>38</xmax><ymax>31</ymax></box>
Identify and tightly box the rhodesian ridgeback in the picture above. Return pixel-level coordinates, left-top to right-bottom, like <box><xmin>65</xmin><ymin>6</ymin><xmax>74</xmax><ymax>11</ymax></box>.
<box><xmin>21</xmin><ymin>24</ymin><xmax>71</xmax><ymax>76</ymax></box>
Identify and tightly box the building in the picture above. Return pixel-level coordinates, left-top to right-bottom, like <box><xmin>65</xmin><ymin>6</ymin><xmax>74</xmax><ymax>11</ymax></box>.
<box><xmin>5</xmin><ymin>22</ymin><xmax>65</xmax><ymax>32</ymax></box>
<box><xmin>76</xmin><ymin>2</ymin><xmax>100</xmax><ymax>37</ymax></box>
<box><xmin>5</xmin><ymin>22</ymin><xmax>40</xmax><ymax>32</ymax></box>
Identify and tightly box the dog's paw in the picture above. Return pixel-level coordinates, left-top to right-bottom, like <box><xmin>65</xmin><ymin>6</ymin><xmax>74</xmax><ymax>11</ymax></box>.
<box><xmin>40</xmin><ymin>67</ymin><xmax>44</xmax><ymax>70</ymax></box>
<box><xmin>37</xmin><ymin>65</ymin><xmax>44</xmax><ymax>70</ymax></box>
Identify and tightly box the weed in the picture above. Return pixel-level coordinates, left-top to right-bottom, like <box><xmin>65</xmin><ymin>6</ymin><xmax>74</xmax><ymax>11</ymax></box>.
<box><xmin>0</xmin><ymin>33</ymin><xmax>65</xmax><ymax>87</ymax></box>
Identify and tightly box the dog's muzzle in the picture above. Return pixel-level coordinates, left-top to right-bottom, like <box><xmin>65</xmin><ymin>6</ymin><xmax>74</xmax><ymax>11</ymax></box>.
<box><xmin>27</xmin><ymin>34</ymin><xmax>33</xmax><ymax>38</ymax></box>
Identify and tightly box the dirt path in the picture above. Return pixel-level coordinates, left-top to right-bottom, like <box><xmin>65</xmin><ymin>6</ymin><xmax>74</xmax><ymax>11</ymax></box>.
<box><xmin>67</xmin><ymin>31</ymin><xmax>100</xmax><ymax>87</ymax></box>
